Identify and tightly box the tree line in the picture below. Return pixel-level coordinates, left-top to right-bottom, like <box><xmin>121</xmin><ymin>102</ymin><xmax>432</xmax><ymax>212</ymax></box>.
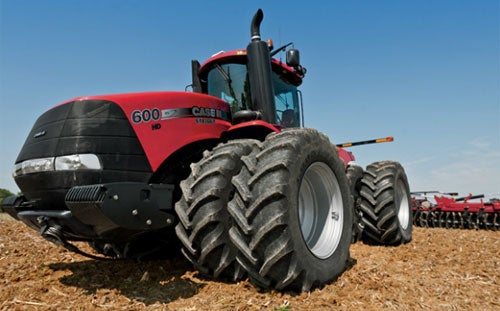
<box><xmin>0</xmin><ymin>188</ymin><xmax>15</xmax><ymax>212</ymax></box>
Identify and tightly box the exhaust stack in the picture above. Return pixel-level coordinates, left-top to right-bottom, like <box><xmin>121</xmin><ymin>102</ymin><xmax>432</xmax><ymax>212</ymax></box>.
<box><xmin>246</xmin><ymin>9</ymin><xmax>277</xmax><ymax>124</ymax></box>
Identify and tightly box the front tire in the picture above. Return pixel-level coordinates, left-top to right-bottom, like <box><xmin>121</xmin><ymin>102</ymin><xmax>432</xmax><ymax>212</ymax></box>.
<box><xmin>228</xmin><ymin>129</ymin><xmax>353</xmax><ymax>292</ymax></box>
<box><xmin>359</xmin><ymin>161</ymin><xmax>412</xmax><ymax>245</ymax></box>
<box><xmin>174</xmin><ymin>139</ymin><xmax>260</xmax><ymax>281</ymax></box>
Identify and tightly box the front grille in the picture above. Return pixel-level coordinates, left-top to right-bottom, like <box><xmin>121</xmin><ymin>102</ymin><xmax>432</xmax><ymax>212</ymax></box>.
<box><xmin>65</xmin><ymin>184</ymin><xmax>106</xmax><ymax>203</ymax></box>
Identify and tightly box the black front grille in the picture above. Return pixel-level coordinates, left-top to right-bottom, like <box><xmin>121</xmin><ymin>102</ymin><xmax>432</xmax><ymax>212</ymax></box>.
<box><xmin>65</xmin><ymin>184</ymin><xmax>106</xmax><ymax>203</ymax></box>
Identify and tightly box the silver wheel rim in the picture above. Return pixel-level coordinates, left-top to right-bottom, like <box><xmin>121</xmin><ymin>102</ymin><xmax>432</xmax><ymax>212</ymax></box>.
<box><xmin>397</xmin><ymin>181</ymin><xmax>410</xmax><ymax>230</ymax></box>
<box><xmin>298</xmin><ymin>162</ymin><xmax>343</xmax><ymax>259</ymax></box>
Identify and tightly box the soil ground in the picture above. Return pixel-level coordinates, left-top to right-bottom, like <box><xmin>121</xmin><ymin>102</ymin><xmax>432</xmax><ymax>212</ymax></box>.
<box><xmin>0</xmin><ymin>212</ymin><xmax>498</xmax><ymax>310</ymax></box>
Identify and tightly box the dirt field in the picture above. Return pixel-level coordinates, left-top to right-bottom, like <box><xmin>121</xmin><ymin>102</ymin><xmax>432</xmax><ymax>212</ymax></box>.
<box><xmin>0</xmin><ymin>212</ymin><xmax>498</xmax><ymax>310</ymax></box>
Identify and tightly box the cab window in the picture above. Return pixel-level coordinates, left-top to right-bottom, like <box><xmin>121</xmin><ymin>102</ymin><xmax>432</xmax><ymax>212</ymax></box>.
<box><xmin>207</xmin><ymin>63</ymin><xmax>251</xmax><ymax>115</ymax></box>
<box><xmin>272</xmin><ymin>73</ymin><xmax>300</xmax><ymax>128</ymax></box>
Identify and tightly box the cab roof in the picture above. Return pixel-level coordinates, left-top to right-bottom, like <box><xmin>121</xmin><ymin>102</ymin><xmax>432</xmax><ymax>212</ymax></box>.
<box><xmin>199</xmin><ymin>49</ymin><xmax>303</xmax><ymax>86</ymax></box>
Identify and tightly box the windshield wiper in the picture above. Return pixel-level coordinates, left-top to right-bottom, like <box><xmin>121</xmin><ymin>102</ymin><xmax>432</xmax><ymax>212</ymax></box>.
<box><xmin>215</xmin><ymin>64</ymin><xmax>231</xmax><ymax>82</ymax></box>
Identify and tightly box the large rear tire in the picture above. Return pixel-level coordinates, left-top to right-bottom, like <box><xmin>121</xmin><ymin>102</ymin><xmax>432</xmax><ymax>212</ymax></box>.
<box><xmin>174</xmin><ymin>139</ymin><xmax>260</xmax><ymax>281</ymax></box>
<box><xmin>359</xmin><ymin>161</ymin><xmax>412</xmax><ymax>245</ymax></box>
<box><xmin>228</xmin><ymin>129</ymin><xmax>353</xmax><ymax>292</ymax></box>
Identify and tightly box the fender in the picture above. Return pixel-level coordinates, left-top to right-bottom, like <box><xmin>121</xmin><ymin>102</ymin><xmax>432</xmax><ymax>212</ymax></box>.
<box><xmin>223</xmin><ymin>120</ymin><xmax>280</xmax><ymax>141</ymax></box>
<box><xmin>337</xmin><ymin>147</ymin><xmax>355</xmax><ymax>166</ymax></box>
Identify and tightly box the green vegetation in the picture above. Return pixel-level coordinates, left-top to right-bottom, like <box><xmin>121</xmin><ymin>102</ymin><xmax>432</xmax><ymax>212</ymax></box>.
<box><xmin>274</xmin><ymin>302</ymin><xmax>291</xmax><ymax>311</ymax></box>
<box><xmin>0</xmin><ymin>188</ymin><xmax>15</xmax><ymax>212</ymax></box>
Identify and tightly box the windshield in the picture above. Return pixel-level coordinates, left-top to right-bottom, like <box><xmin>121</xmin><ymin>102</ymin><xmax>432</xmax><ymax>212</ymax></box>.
<box><xmin>206</xmin><ymin>62</ymin><xmax>300</xmax><ymax>127</ymax></box>
<box><xmin>207</xmin><ymin>63</ymin><xmax>250</xmax><ymax>114</ymax></box>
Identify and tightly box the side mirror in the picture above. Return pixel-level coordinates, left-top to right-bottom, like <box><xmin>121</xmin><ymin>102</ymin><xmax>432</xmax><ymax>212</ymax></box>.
<box><xmin>286</xmin><ymin>49</ymin><xmax>300</xmax><ymax>67</ymax></box>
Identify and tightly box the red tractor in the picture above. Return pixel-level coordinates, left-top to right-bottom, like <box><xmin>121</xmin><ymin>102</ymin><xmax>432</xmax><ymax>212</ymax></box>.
<box><xmin>2</xmin><ymin>9</ymin><xmax>412</xmax><ymax>292</ymax></box>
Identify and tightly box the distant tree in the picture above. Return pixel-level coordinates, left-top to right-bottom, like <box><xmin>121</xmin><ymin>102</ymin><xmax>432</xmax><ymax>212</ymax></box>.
<box><xmin>0</xmin><ymin>189</ymin><xmax>15</xmax><ymax>212</ymax></box>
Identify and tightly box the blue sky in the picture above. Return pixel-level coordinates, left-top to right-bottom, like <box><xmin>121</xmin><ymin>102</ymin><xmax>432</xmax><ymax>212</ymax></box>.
<box><xmin>1</xmin><ymin>0</ymin><xmax>499</xmax><ymax>198</ymax></box>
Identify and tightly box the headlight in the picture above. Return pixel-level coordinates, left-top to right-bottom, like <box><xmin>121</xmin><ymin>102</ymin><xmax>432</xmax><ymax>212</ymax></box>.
<box><xmin>55</xmin><ymin>154</ymin><xmax>102</xmax><ymax>171</ymax></box>
<box><xmin>14</xmin><ymin>162</ymin><xmax>23</xmax><ymax>177</ymax></box>
<box><xmin>14</xmin><ymin>157</ymin><xmax>55</xmax><ymax>176</ymax></box>
<box><xmin>13</xmin><ymin>154</ymin><xmax>102</xmax><ymax>177</ymax></box>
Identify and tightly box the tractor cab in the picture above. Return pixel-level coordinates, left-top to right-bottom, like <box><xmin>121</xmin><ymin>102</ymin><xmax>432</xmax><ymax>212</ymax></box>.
<box><xmin>192</xmin><ymin>47</ymin><xmax>305</xmax><ymax>129</ymax></box>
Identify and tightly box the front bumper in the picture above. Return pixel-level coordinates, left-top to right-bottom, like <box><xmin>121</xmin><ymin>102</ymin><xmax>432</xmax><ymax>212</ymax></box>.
<box><xmin>2</xmin><ymin>182</ymin><xmax>175</xmax><ymax>243</ymax></box>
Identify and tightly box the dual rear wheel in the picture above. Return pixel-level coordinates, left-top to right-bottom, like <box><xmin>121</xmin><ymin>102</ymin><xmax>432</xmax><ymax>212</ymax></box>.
<box><xmin>358</xmin><ymin>161</ymin><xmax>412</xmax><ymax>245</ymax></box>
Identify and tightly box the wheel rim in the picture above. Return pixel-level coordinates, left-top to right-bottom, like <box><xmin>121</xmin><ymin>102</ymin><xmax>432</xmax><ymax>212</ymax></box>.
<box><xmin>396</xmin><ymin>181</ymin><xmax>410</xmax><ymax>230</ymax></box>
<box><xmin>298</xmin><ymin>162</ymin><xmax>343</xmax><ymax>259</ymax></box>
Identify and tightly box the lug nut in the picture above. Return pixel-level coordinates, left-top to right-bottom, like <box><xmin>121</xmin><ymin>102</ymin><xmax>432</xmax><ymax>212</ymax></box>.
<box><xmin>146</xmin><ymin>219</ymin><xmax>152</xmax><ymax>225</ymax></box>
<box><xmin>132</xmin><ymin>209</ymin><xmax>138</xmax><ymax>216</ymax></box>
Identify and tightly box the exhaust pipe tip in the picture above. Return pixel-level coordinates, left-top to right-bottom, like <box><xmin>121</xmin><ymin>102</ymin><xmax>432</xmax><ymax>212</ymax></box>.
<box><xmin>251</xmin><ymin>9</ymin><xmax>264</xmax><ymax>41</ymax></box>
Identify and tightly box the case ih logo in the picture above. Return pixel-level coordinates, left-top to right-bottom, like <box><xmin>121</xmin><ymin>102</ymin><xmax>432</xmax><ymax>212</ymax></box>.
<box><xmin>131</xmin><ymin>107</ymin><xmax>229</xmax><ymax>124</ymax></box>
<box><xmin>191</xmin><ymin>106</ymin><xmax>228</xmax><ymax>119</ymax></box>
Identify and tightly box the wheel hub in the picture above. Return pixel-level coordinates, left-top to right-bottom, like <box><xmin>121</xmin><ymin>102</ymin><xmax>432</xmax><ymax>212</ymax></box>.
<box><xmin>298</xmin><ymin>162</ymin><xmax>343</xmax><ymax>259</ymax></box>
<box><xmin>397</xmin><ymin>181</ymin><xmax>410</xmax><ymax>230</ymax></box>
